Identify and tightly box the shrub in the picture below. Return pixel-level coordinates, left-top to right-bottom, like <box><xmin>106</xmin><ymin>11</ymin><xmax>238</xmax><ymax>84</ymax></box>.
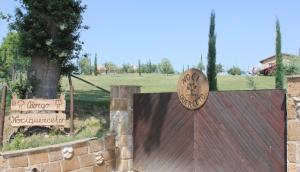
<box><xmin>227</xmin><ymin>66</ymin><xmax>242</xmax><ymax>75</ymax></box>
<box><xmin>284</xmin><ymin>56</ymin><xmax>300</xmax><ymax>75</ymax></box>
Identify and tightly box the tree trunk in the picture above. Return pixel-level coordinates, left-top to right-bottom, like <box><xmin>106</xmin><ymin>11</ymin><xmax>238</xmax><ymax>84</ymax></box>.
<box><xmin>28</xmin><ymin>55</ymin><xmax>60</xmax><ymax>98</ymax></box>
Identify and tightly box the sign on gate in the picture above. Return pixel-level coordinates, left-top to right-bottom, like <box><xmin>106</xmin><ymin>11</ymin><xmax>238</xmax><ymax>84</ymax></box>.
<box><xmin>177</xmin><ymin>68</ymin><xmax>209</xmax><ymax>110</ymax></box>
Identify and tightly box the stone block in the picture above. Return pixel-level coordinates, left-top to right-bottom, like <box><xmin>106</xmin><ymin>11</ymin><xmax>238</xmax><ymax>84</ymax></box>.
<box><xmin>6</xmin><ymin>168</ymin><xmax>25</xmax><ymax>172</ymax></box>
<box><xmin>28</xmin><ymin>151</ymin><xmax>49</xmax><ymax>165</ymax></box>
<box><xmin>102</xmin><ymin>149</ymin><xmax>115</xmax><ymax>161</ymax></box>
<box><xmin>89</xmin><ymin>139</ymin><xmax>104</xmax><ymax>153</ymax></box>
<box><xmin>79</xmin><ymin>154</ymin><xmax>96</xmax><ymax>168</ymax></box>
<box><xmin>78</xmin><ymin>167</ymin><xmax>93</xmax><ymax>172</ymax></box>
<box><xmin>287</xmin><ymin>77</ymin><xmax>300</xmax><ymax>96</ymax></box>
<box><xmin>118</xmin><ymin>135</ymin><xmax>133</xmax><ymax>147</ymax></box>
<box><xmin>0</xmin><ymin>156</ymin><xmax>8</xmax><ymax>169</ymax></box>
<box><xmin>41</xmin><ymin>162</ymin><xmax>61</xmax><ymax>172</ymax></box>
<box><xmin>105</xmin><ymin>160</ymin><xmax>114</xmax><ymax>172</ymax></box>
<box><xmin>128</xmin><ymin>159</ymin><xmax>133</xmax><ymax>170</ymax></box>
<box><xmin>104</xmin><ymin>135</ymin><xmax>115</xmax><ymax>149</ymax></box>
<box><xmin>119</xmin><ymin>86</ymin><xmax>140</xmax><ymax>100</ymax></box>
<box><xmin>288</xmin><ymin>97</ymin><xmax>297</xmax><ymax>119</ymax></box>
<box><xmin>116</xmin><ymin>159</ymin><xmax>131</xmax><ymax>172</ymax></box>
<box><xmin>288</xmin><ymin>142</ymin><xmax>297</xmax><ymax>163</ymax></box>
<box><xmin>110</xmin><ymin>86</ymin><xmax>120</xmax><ymax>98</ymax></box>
<box><xmin>288</xmin><ymin>163</ymin><xmax>297</xmax><ymax>172</ymax></box>
<box><xmin>110</xmin><ymin>99</ymin><xmax>128</xmax><ymax>111</ymax></box>
<box><xmin>120</xmin><ymin>147</ymin><xmax>133</xmax><ymax>160</ymax></box>
<box><xmin>74</xmin><ymin>143</ymin><xmax>88</xmax><ymax>156</ymax></box>
<box><xmin>8</xmin><ymin>155</ymin><xmax>28</xmax><ymax>168</ymax></box>
<box><xmin>288</xmin><ymin>120</ymin><xmax>300</xmax><ymax>141</ymax></box>
<box><xmin>61</xmin><ymin>156</ymin><xmax>80</xmax><ymax>172</ymax></box>
<box><xmin>110</xmin><ymin>111</ymin><xmax>128</xmax><ymax>134</ymax></box>
<box><xmin>49</xmin><ymin>149</ymin><xmax>63</xmax><ymax>162</ymax></box>
<box><xmin>92</xmin><ymin>165</ymin><xmax>106</xmax><ymax>172</ymax></box>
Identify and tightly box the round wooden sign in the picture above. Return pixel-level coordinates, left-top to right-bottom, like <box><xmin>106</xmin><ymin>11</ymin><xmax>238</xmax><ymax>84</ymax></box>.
<box><xmin>177</xmin><ymin>68</ymin><xmax>209</xmax><ymax>110</ymax></box>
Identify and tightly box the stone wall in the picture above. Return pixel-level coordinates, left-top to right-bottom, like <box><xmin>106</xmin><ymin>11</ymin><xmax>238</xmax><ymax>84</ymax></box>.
<box><xmin>110</xmin><ymin>85</ymin><xmax>141</xmax><ymax>172</ymax></box>
<box><xmin>0</xmin><ymin>134</ymin><xmax>115</xmax><ymax>172</ymax></box>
<box><xmin>287</xmin><ymin>76</ymin><xmax>300</xmax><ymax>172</ymax></box>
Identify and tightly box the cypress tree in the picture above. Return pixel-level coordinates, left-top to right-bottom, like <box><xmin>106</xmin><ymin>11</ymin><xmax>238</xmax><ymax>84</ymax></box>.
<box><xmin>138</xmin><ymin>59</ymin><xmax>141</xmax><ymax>76</ymax></box>
<box><xmin>275</xmin><ymin>19</ymin><xmax>284</xmax><ymax>89</ymax></box>
<box><xmin>206</xmin><ymin>10</ymin><xmax>217</xmax><ymax>91</ymax></box>
<box><xmin>94</xmin><ymin>53</ymin><xmax>98</xmax><ymax>76</ymax></box>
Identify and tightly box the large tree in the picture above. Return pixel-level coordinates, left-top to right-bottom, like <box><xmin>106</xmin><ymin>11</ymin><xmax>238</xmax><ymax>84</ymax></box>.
<box><xmin>206</xmin><ymin>10</ymin><xmax>217</xmax><ymax>91</ymax></box>
<box><xmin>13</xmin><ymin>0</ymin><xmax>86</xmax><ymax>98</ymax></box>
<box><xmin>275</xmin><ymin>19</ymin><xmax>284</xmax><ymax>89</ymax></box>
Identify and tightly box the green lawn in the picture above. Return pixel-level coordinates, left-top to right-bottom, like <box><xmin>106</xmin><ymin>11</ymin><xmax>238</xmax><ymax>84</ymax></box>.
<box><xmin>61</xmin><ymin>74</ymin><xmax>276</xmax><ymax>93</ymax></box>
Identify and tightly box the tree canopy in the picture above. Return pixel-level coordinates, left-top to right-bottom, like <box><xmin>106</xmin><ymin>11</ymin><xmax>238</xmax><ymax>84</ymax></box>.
<box><xmin>13</xmin><ymin>0</ymin><xmax>87</xmax><ymax>74</ymax></box>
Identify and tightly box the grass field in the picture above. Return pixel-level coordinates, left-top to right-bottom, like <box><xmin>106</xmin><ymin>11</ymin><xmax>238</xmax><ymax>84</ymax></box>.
<box><xmin>2</xmin><ymin>74</ymin><xmax>277</xmax><ymax>151</ymax></box>
<box><xmin>61</xmin><ymin>73</ymin><xmax>276</xmax><ymax>93</ymax></box>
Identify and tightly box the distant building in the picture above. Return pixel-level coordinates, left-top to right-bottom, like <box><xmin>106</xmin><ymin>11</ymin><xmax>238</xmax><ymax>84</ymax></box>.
<box><xmin>97</xmin><ymin>65</ymin><xmax>106</xmax><ymax>74</ymax></box>
<box><xmin>259</xmin><ymin>53</ymin><xmax>294</xmax><ymax>76</ymax></box>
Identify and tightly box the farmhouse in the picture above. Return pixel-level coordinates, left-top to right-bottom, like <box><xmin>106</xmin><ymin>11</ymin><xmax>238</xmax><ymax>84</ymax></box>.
<box><xmin>259</xmin><ymin>53</ymin><xmax>293</xmax><ymax>75</ymax></box>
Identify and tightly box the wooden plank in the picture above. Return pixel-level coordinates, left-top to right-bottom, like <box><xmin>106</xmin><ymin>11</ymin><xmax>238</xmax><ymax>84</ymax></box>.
<box><xmin>11</xmin><ymin>98</ymin><xmax>66</xmax><ymax>112</ymax></box>
<box><xmin>10</xmin><ymin>113</ymin><xmax>66</xmax><ymax>126</ymax></box>
<box><xmin>133</xmin><ymin>90</ymin><xmax>286</xmax><ymax>172</ymax></box>
<box><xmin>0</xmin><ymin>84</ymin><xmax>7</xmax><ymax>146</ymax></box>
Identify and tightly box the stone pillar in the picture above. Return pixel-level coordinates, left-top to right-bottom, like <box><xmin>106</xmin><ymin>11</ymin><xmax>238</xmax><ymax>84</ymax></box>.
<box><xmin>287</xmin><ymin>76</ymin><xmax>300</xmax><ymax>172</ymax></box>
<box><xmin>110</xmin><ymin>85</ymin><xmax>141</xmax><ymax>172</ymax></box>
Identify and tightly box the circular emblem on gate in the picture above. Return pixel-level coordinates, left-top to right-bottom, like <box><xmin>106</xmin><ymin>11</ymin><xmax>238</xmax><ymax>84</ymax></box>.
<box><xmin>177</xmin><ymin>68</ymin><xmax>209</xmax><ymax>110</ymax></box>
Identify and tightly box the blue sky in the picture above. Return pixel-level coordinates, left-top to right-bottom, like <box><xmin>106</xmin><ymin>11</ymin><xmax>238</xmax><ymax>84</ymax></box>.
<box><xmin>1</xmin><ymin>0</ymin><xmax>300</xmax><ymax>72</ymax></box>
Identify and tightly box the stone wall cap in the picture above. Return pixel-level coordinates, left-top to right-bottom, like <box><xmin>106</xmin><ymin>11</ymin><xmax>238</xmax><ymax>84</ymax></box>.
<box><xmin>110</xmin><ymin>85</ymin><xmax>142</xmax><ymax>87</ymax></box>
<box><xmin>1</xmin><ymin>137</ymin><xmax>97</xmax><ymax>157</ymax></box>
<box><xmin>293</xmin><ymin>97</ymin><xmax>300</xmax><ymax>102</ymax></box>
<box><xmin>286</xmin><ymin>75</ymin><xmax>300</xmax><ymax>79</ymax></box>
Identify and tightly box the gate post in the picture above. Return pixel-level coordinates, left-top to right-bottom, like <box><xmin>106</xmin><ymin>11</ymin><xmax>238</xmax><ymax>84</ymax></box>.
<box><xmin>110</xmin><ymin>85</ymin><xmax>141</xmax><ymax>172</ymax></box>
<box><xmin>287</xmin><ymin>76</ymin><xmax>300</xmax><ymax>172</ymax></box>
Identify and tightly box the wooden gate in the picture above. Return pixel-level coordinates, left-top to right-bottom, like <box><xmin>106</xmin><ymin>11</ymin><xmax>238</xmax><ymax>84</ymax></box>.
<box><xmin>133</xmin><ymin>90</ymin><xmax>286</xmax><ymax>172</ymax></box>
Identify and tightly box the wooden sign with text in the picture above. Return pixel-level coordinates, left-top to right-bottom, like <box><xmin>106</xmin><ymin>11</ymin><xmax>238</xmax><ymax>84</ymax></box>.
<box><xmin>11</xmin><ymin>94</ymin><xmax>66</xmax><ymax>112</ymax></box>
<box><xmin>10</xmin><ymin>113</ymin><xmax>66</xmax><ymax>126</ymax></box>
<box><xmin>177</xmin><ymin>69</ymin><xmax>209</xmax><ymax>110</ymax></box>
<box><xmin>10</xmin><ymin>93</ymin><xmax>66</xmax><ymax>127</ymax></box>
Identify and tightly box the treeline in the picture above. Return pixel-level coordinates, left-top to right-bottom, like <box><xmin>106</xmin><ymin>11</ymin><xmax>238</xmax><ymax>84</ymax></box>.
<box><xmin>78</xmin><ymin>56</ymin><xmax>175</xmax><ymax>75</ymax></box>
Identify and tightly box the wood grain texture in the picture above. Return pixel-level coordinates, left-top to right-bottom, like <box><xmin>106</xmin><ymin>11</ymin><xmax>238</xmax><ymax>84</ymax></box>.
<box><xmin>133</xmin><ymin>90</ymin><xmax>286</xmax><ymax>172</ymax></box>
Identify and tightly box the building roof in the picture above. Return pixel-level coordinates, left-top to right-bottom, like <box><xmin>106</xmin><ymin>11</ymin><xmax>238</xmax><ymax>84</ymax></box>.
<box><xmin>260</xmin><ymin>53</ymin><xmax>294</xmax><ymax>64</ymax></box>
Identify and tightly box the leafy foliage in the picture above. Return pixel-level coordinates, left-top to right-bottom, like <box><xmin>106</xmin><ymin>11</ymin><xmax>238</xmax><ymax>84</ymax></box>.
<box><xmin>104</xmin><ymin>61</ymin><xmax>118</xmax><ymax>74</ymax></box>
<box><xmin>216</xmin><ymin>63</ymin><xmax>224</xmax><ymax>73</ymax></box>
<box><xmin>0</xmin><ymin>32</ymin><xmax>30</xmax><ymax>81</ymax></box>
<box><xmin>275</xmin><ymin>19</ymin><xmax>284</xmax><ymax>89</ymax></box>
<box><xmin>246</xmin><ymin>76</ymin><xmax>256</xmax><ymax>90</ymax></box>
<box><xmin>228</xmin><ymin>66</ymin><xmax>242</xmax><ymax>75</ymax></box>
<box><xmin>284</xmin><ymin>56</ymin><xmax>300</xmax><ymax>75</ymax></box>
<box><xmin>12</xmin><ymin>0</ymin><xmax>87</xmax><ymax>75</ymax></box>
<box><xmin>159</xmin><ymin>58</ymin><xmax>174</xmax><ymax>74</ymax></box>
<box><xmin>79</xmin><ymin>55</ymin><xmax>92</xmax><ymax>75</ymax></box>
<box><xmin>10</xmin><ymin>75</ymin><xmax>33</xmax><ymax>98</ymax></box>
<box><xmin>207</xmin><ymin>10</ymin><xmax>218</xmax><ymax>91</ymax></box>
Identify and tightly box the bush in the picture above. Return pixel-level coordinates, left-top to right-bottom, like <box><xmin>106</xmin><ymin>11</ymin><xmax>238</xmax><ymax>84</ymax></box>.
<box><xmin>227</xmin><ymin>66</ymin><xmax>242</xmax><ymax>75</ymax></box>
<box><xmin>284</xmin><ymin>56</ymin><xmax>300</xmax><ymax>75</ymax></box>
<box><xmin>10</xmin><ymin>75</ymin><xmax>32</xmax><ymax>98</ymax></box>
